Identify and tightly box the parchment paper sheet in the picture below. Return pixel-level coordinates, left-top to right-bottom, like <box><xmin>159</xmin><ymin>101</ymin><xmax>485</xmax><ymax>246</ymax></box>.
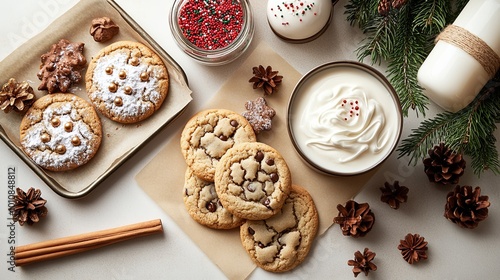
<box><xmin>0</xmin><ymin>0</ymin><xmax>192</xmax><ymax>194</ymax></box>
<box><xmin>136</xmin><ymin>42</ymin><xmax>376</xmax><ymax>279</ymax></box>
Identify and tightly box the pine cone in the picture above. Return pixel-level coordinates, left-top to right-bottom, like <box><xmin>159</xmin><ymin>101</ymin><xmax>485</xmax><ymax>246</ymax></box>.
<box><xmin>380</xmin><ymin>181</ymin><xmax>409</xmax><ymax>209</ymax></box>
<box><xmin>398</xmin><ymin>233</ymin><xmax>428</xmax><ymax>264</ymax></box>
<box><xmin>9</xmin><ymin>187</ymin><xmax>48</xmax><ymax>226</ymax></box>
<box><xmin>348</xmin><ymin>248</ymin><xmax>377</xmax><ymax>277</ymax></box>
<box><xmin>248</xmin><ymin>65</ymin><xmax>283</xmax><ymax>95</ymax></box>
<box><xmin>444</xmin><ymin>185</ymin><xmax>490</xmax><ymax>229</ymax></box>
<box><xmin>333</xmin><ymin>200</ymin><xmax>375</xmax><ymax>238</ymax></box>
<box><xmin>377</xmin><ymin>0</ymin><xmax>391</xmax><ymax>16</ymax></box>
<box><xmin>423</xmin><ymin>143</ymin><xmax>466</xmax><ymax>185</ymax></box>
<box><xmin>0</xmin><ymin>78</ymin><xmax>36</xmax><ymax>113</ymax></box>
<box><xmin>392</xmin><ymin>0</ymin><xmax>407</xmax><ymax>9</ymax></box>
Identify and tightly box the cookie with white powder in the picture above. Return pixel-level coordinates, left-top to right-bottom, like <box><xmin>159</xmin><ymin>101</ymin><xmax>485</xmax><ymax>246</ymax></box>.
<box><xmin>19</xmin><ymin>93</ymin><xmax>102</xmax><ymax>171</ymax></box>
<box><xmin>85</xmin><ymin>41</ymin><xmax>169</xmax><ymax>123</ymax></box>
<box><xmin>183</xmin><ymin>167</ymin><xmax>244</xmax><ymax>229</ymax></box>
<box><xmin>214</xmin><ymin>142</ymin><xmax>292</xmax><ymax>220</ymax></box>
<box><xmin>240</xmin><ymin>184</ymin><xmax>319</xmax><ymax>272</ymax></box>
<box><xmin>180</xmin><ymin>109</ymin><xmax>256</xmax><ymax>182</ymax></box>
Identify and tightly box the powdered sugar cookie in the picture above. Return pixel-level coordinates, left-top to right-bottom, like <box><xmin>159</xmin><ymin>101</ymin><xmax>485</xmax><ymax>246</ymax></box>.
<box><xmin>85</xmin><ymin>41</ymin><xmax>169</xmax><ymax>123</ymax></box>
<box><xmin>19</xmin><ymin>93</ymin><xmax>102</xmax><ymax>171</ymax></box>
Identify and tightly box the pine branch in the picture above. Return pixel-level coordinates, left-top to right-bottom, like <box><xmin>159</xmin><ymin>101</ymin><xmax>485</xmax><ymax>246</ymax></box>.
<box><xmin>356</xmin><ymin>13</ymin><xmax>397</xmax><ymax>64</ymax></box>
<box><xmin>398</xmin><ymin>72</ymin><xmax>500</xmax><ymax>176</ymax></box>
<box><xmin>345</xmin><ymin>0</ymin><xmax>379</xmax><ymax>28</ymax></box>
<box><xmin>387</xmin><ymin>3</ymin><xmax>429</xmax><ymax>116</ymax></box>
<box><xmin>412</xmin><ymin>0</ymin><xmax>448</xmax><ymax>34</ymax></box>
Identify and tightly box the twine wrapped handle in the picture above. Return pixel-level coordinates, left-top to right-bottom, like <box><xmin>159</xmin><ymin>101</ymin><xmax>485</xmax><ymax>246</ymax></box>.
<box><xmin>436</xmin><ymin>25</ymin><xmax>500</xmax><ymax>78</ymax></box>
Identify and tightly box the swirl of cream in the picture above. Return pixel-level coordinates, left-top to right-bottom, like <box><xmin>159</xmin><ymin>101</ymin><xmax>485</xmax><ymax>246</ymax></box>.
<box><xmin>300</xmin><ymin>85</ymin><xmax>391</xmax><ymax>163</ymax></box>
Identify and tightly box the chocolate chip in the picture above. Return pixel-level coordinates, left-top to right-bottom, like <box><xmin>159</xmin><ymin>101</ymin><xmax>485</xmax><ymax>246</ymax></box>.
<box><xmin>270</xmin><ymin>173</ymin><xmax>279</xmax><ymax>183</ymax></box>
<box><xmin>247</xmin><ymin>184</ymin><xmax>256</xmax><ymax>192</ymax></box>
<box><xmin>219</xmin><ymin>135</ymin><xmax>228</xmax><ymax>141</ymax></box>
<box><xmin>230</xmin><ymin>120</ymin><xmax>238</xmax><ymax>127</ymax></box>
<box><xmin>263</xmin><ymin>197</ymin><xmax>270</xmax><ymax>206</ymax></box>
<box><xmin>266</xmin><ymin>158</ymin><xmax>275</xmax><ymax>166</ymax></box>
<box><xmin>255</xmin><ymin>151</ymin><xmax>264</xmax><ymax>162</ymax></box>
<box><xmin>184</xmin><ymin>188</ymin><xmax>188</xmax><ymax>196</ymax></box>
<box><xmin>248</xmin><ymin>227</ymin><xmax>255</xmax><ymax>235</ymax></box>
<box><xmin>258</xmin><ymin>242</ymin><xmax>265</xmax><ymax>248</ymax></box>
<box><xmin>206</xmin><ymin>201</ymin><xmax>217</xmax><ymax>212</ymax></box>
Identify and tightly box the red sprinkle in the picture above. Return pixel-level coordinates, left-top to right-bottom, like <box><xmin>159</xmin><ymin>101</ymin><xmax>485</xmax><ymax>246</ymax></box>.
<box><xmin>178</xmin><ymin>0</ymin><xmax>244</xmax><ymax>50</ymax></box>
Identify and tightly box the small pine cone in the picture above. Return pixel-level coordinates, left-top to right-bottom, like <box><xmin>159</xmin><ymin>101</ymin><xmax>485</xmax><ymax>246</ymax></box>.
<box><xmin>377</xmin><ymin>0</ymin><xmax>391</xmax><ymax>16</ymax></box>
<box><xmin>392</xmin><ymin>0</ymin><xmax>407</xmax><ymax>9</ymax></box>
<box><xmin>423</xmin><ymin>143</ymin><xmax>466</xmax><ymax>185</ymax></box>
<box><xmin>398</xmin><ymin>233</ymin><xmax>428</xmax><ymax>264</ymax></box>
<box><xmin>0</xmin><ymin>78</ymin><xmax>36</xmax><ymax>113</ymax></box>
<box><xmin>444</xmin><ymin>185</ymin><xmax>490</xmax><ymax>229</ymax></box>
<box><xmin>380</xmin><ymin>181</ymin><xmax>409</xmax><ymax>209</ymax></box>
<box><xmin>348</xmin><ymin>248</ymin><xmax>377</xmax><ymax>277</ymax></box>
<box><xmin>9</xmin><ymin>187</ymin><xmax>48</xmax><ymax>226</ymax></box>
<box><xmin>334</xmin><ymin>200</ymin><xmax>375</xmax><ymax>238</ymax></box>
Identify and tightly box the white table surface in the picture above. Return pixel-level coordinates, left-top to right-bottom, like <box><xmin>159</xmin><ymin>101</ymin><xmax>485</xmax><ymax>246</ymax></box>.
<box><xmin>1</xmin><ymin>0</ymin><xmax>499</xmax><ymax>279</ymax></box>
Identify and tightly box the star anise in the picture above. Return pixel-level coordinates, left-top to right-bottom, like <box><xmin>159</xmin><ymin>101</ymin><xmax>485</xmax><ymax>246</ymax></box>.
<box><xmin>398</xmin><ymin>233</ymin><xmax>428</xmax><ymax>264</ymax></box>
<box><xmin>380</xmin><ymin>181</ymin><xmax>409</xmax><ymax>209</ymax></box>
<box><xmin>9</xmin><ymin>187</ymin><xmax>48</xmax><ymax>226</ymax></box>
<box><xmin>248</xmin><ymin>65</ymin><xmax>283</xmax><ymax>95</ymax></box>
<box><xmin>0</xmin><ymin>78</ymin><xmax>36</xmax><ymax>113</ymax></box>
<box><xmin>333</xmin><ymin>200</ymin><xmax>375</xmax><ymax>238</ymax></box>
<box><xmin>348</xmin><ymin>248</ymin><xmax>377</xmax><ymax>277</ymax></box>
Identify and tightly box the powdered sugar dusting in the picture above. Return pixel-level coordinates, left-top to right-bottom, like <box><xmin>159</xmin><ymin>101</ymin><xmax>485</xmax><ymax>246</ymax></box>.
<box><xmin>21</xmin><ymin>100</ymin><xmax>97</xmax><ymax>169</ymax></box>
<box><xmin>90</xmin><ymin>49</ymin><xmax>164</xmax><ymax>118</ymax></box>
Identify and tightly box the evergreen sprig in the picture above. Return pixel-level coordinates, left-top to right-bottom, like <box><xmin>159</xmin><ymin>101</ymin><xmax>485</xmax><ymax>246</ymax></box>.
<box><xmin>344</xmin><ymin>0</ymin><xmax>466</xmax><ymax>116</ymax></box>
<box><xmin>347</xmin><ymin>0</ymin><xmax>499</xmax><ymax>177</ymax></box>
<box><xmin>398</xmin><ymin>71</ymin><xmax>500</xmax><ymax>176</ymax></box>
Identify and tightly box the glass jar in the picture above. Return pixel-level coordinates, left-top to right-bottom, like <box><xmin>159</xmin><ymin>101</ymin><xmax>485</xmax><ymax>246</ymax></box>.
<box><xmin>170</xmin><ymin>0</ymin><xmax>254</xmax><ymax>66</ymax></box>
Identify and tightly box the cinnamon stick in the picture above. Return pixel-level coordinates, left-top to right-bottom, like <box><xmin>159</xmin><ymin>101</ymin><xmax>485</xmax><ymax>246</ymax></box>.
<box><xmin>15</xmin><ymin>219</ymin><xmax>163</xmax><ymax>266</ymax></box>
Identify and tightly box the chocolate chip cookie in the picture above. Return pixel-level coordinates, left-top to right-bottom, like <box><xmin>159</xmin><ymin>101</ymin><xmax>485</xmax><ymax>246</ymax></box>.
<box><xmin>86</xmin><ymin>41</ymin><xmax>169</xmax><ymax>123</ymax></box>
<box><xmin>19</xmin><ymin>93</ymin><xmax>102</xmax><ymax>171</ymax></box>
<box><xmin>180</xmin><ymin>109</ymin><xmax>256</xmax><ymax>182</ymax></box>
<box><xmin>214</xmin><ymin>142</ymin><xmax>292</xmax><ymax>220</ymax></box>
<box><xmin>240</xmin><ymin>184</ymin><xmax>319</xmax><ymax>272</ymax></box>
<box><xmin>183</xmin><ymin>167</ymin><xmax>244</xmax><ymax>229</ymax></box>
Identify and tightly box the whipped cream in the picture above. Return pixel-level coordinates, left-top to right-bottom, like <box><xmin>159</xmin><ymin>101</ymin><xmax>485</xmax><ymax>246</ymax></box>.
<box><xmin>266</xmin><ymin>0</ymin><xmax>332</xmax><ymax>40</ymax></box>
<box><xmin>289</xmin><ymin>65</ymin><xmax>401</xmax><ymax>174</ymax></box>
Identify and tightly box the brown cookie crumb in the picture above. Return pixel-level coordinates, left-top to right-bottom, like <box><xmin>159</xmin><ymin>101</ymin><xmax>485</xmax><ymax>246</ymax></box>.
<box><xmin>90</xmin><ymin>17</ymin><xmax>119</xmax><ymax>42</ymax></box>
<box><xmin>37</xmin><ymin>39</ymin><xmax>86</xmax><ymax>93</ymax></box>
<box><xmin>242</xmin><ymin>97</ymin><xmax>276</xmax><ymax>134</ymax></box>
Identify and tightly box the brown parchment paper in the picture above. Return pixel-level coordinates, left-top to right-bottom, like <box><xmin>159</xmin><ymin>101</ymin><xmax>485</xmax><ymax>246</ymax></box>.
<box><xmin>0</xmin><ymin>0</ymin><xmax>192</xmax><ymax>195</ymax></box>
<box><xmin>136</xmin><ymin>42</ymin><xmax>376</xmax><ymax>280</ymax></box>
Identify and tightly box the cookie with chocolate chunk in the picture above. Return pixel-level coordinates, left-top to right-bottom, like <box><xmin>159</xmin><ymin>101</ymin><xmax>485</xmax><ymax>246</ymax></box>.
<box><xmin>214</xmin><ymin>142</ymin><xmax>292</xmax><ymax>220</ymax></box>
<box><xmin>86</xmin><ymin>41</ymin><xmax>169</xmax><ymax>123</ymax></box>
<box><xmin>183</xmin><ymin>167</ymin><xmax>244</xmax><ymax>229</ymax></box>
<box><xmin>180</xmin><ymin>109</ymin><xmax>256</xmax><ymax>182</ymax></box>
<box><xmin>240</xmin><ymin>184</ymin><xmax>319</xmax><ymax>272</ymax></box>
<box><xmin>19</xmin><ymin>93</ymin><xmax>102</xmax><ymax>171</ymax></box>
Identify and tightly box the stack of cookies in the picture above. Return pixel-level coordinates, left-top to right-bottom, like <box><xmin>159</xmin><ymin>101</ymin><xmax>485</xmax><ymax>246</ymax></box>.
<box><xmin>180</xmin><ymin>109</ymin><xmax>319</xmax><ymax>272</ymax></box>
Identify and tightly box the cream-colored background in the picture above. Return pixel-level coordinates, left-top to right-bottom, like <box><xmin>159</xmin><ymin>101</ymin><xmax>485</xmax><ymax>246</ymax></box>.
<box><xmin>1</xmin><ymin>0</ymin><xmax>499</xmax><ymax>279</ymax></box>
